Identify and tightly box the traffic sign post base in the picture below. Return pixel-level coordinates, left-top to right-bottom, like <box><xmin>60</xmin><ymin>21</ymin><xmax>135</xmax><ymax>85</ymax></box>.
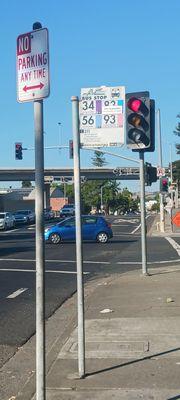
<box><xmin>160</xmin><ymin>220</ymin><xmax>165</xmax><ymax>233</ymax></box>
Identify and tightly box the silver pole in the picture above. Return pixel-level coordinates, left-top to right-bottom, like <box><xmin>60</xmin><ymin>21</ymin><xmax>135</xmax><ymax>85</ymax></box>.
<box><xmin>169</xmin><ymin>144</ymin><xmax>174</xmax><ymax>206</ymax></box>
<box><xmin>100</xmin><ymin>186</ymin><xmax>103</xmax><ymax>209</ymax></box>
<box><xmin>139</xmin><ymin>152</ymin><xmax>148</xmax><ymax>275</ymax></box>
<box><xmin>157</xmin><ymin>109</ymin><xmax>165</xmax><ymax>232</ymax></box>
<box><xmin>34</xmin><ymin>100</ymin><xmax>45</xmax><ymax>400</ymax></box>
<box><xmin>157</xmin><ymin>109</ymin><xmax>163</xmax><ymax>166</ymax></box>
<box><xmin>170</xmin><ymin>144</ymin><xmax>173</xmax><ymax>183</ymax></box>
<box><xmin>64</xmin><ymin>182</ymin><xmax>66</xmax><ymax>199</ymax></box>
<box><xmin>71</xmin><ymin>96</ymin><xmax>85</xmax><ymax>378</ymax></box>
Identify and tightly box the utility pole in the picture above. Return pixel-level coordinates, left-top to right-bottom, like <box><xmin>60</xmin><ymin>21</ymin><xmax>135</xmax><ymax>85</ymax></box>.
<box><xmin>157</xmin><ymin>109</ymin><xmax>165</xmax><ymax>232</ymax></box>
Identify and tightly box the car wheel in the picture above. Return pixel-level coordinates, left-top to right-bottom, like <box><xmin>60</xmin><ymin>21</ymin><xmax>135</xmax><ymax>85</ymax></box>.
<box><xmin>96</xmin><ymin>232</ymin><xmax>109</xmax><ymax>244</ymax></box>
<box><xmin>49</xmin><ymin>233</ymin><xmax>61</xmax><ymax>244</ymax></box>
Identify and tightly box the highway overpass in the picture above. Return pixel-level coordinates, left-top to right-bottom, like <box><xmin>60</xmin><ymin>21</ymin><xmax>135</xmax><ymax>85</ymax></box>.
<box><xmin>0</xmin><ymin>167</ymin><xmax>140</xmax><ymax>181</ymax></box>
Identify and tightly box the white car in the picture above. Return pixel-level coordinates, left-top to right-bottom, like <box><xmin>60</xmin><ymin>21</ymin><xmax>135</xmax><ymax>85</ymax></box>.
<box><xmin>0</xmin><ymin>212</ymin><xmax>15</xmax><ymax>230</ymax></box>
<box><xmin>59</xmin><ymin>204</ymin><xmax>75</xmax><ymax>217</ymax></box>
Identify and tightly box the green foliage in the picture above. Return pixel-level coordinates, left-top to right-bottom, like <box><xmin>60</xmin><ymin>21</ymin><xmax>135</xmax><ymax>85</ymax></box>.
<box><xmin>173</xmin><ymin>115</ymin><xmax>180</xmax><ymax>154</ymax></box>
<box><xmin>91</xmin><ymin>150</ymin><xmax>107</xmax><ymax>167</ymax></box>
<box><xmin>21</xmin><ymin>180</ymin><xmax>32</xmax><ymax>188</ymax></box>
<box><xmin>151</xmin><ymin>202</ymin><xmax>159</xmax><ymax>212</ymax></box>
<box><xmin>108</xmin><ymin>189</ymin><xmax>139</xmax><ymax>214</ymax></box>
<box><xmin>81</xmin><ymin>180</ymin><xmax>120</xmax><ymax>213</ymax></box>
<box><xmin>172</xmin><ymin>160</ymin><xmax>180</xmax><ymax>183</ymax></box>
<box><xmin>65</xmin><ymin>184</ymin><xmax>74</xmax><ymax>200</ymax></box>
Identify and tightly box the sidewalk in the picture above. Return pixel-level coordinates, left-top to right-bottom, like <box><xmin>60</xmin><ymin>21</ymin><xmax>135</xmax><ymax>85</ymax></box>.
<box><xmin>149</xmin><ymin>210</ymin><xmax>180</xmax><ymax>237</ymax></box>
<box><xmin>1</xmin><ymin>215</ymin><xmax>180</xmax><ymax>400</ymax></box>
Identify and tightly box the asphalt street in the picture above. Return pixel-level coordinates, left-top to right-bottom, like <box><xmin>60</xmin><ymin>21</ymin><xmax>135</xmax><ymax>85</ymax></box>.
<box><xmin>0</xmin><ymin>214</ymin><xmax>180</xmax><ymax>369</ymax></box>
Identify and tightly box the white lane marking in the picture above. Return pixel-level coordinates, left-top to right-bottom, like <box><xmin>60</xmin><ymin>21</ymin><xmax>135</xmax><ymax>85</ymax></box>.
<box><xmin>131</xmin><ymin>214</ymin><xmax>152</xmax><ymax>234</ymax></box>
<box><xmin>117</xmin><ymin>259</ymin><xmax>180</xmax><ymax>265</ymax></box>
<box><xmin>112</xmin><ymin>218</ymin><xmax>140</xmax><ymax>223</ymax></box>
<box><xmin>0</xmin><ymin>268</ymin><xmax>89</xmax><ymax>275</ymax></box>
<box><xmin>112</xmin><ymin>224</ymin><xmax>136</xmax><ymax>227</ymax></box>
<box><xmin>0</xmin><ymin>228</ymin><xmax>21</xmax><ymax>234</ymax></box>
<box><xmin>165</xmin><ymin>237</ymin><xmax>180</xmax><ymax>256</ymax></box>
<box><xmin>0</xmin><ymin>258</ymin><xmax>109</xmax><ymax>264</ymax></box>
<box><xmin>113</xmin><ymin>233</ymin><xmax>141</xmax><ymax>237</ymax></box>
<box><xmin>7</xmin><ymin>288</ymin><xmax>28</xmax><ymax>298</ymax></box>
<box><xmin>131</xmin><ymin>224</ymin><xmax>141</xmax><ymax>234</ymax></box>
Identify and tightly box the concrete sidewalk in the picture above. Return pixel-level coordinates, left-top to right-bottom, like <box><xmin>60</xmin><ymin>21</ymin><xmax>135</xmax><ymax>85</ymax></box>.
<box><xmin>149</xmin><ymin>210</ymin><xmax>180</xmax><ymax>237</ymax></box>
<box><xmin>1</xmin><ymin>266</ymin><xmax>180</xmax><ymax>400</ymax></box>
<box><xmin>1</xmin><ymin>214</ymin><xmax>180</xmax><ymax>400</ymax></box>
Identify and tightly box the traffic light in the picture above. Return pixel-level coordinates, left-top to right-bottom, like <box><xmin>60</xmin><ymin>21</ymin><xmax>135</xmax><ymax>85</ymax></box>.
<box><xmin>160</xmin><ymin>177</ymin><xmax>169</xmax><ymax>192</ymax></box>
<box><xmin>126</xmin><ymin>91</ymin><xmax>155</xmax><ymax>151</ymax></box>
<box><xmin>15</xmin><ymin>142</ymin><xmax>23</xmax><ymax>160</ymax></box>
<box><xmin>69</xmin><ymin>140</ymin><xmax>73</xmax><ymax>159</ymax></box>
<box><xmin>145</xmin><ymin>163</ymin><xmax>158</xmax><ymax>186</ymax></box>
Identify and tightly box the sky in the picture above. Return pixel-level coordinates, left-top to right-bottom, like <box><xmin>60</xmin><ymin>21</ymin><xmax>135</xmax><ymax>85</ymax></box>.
<box><xmin>1</xmin><ymin>0</ymin><xmax>179</xmax><ymax>192</ymax></box>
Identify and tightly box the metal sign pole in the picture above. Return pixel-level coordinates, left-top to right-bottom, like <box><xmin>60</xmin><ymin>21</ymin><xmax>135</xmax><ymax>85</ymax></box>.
<box><xmin>71</xmin><ymin>96</ymin><xmax>85</xmax><ymax>378</ymax></box>
<box><xmin>34</xmin><ymin>99</ymin><xmax>45</xmax><ymax>399</ymax></box>
<box><xmin>139</xmin><ymin>151</ymin><xmax>148</xmax><ymax>275</ymax></box>
<box><xmin>157</xmin><ymin>109</ymin><xmax>165</xmax><ymax>232</ymax></box>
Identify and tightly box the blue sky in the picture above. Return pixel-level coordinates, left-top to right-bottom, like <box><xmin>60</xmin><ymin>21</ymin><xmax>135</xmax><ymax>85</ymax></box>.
<box><xmin>1</xmin><ymin>0</ymin><xmax>179</xmax><ymax>191</ymax></box>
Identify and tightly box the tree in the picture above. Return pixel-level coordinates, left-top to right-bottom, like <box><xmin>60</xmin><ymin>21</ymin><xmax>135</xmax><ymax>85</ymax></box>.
<box><xmin>151</xmin><ymin>202</ymin><xmax>159</xmax><ymax>212</ymax></box>
<box><xmin>21</xmin><ymin>180</ymin><xmax>32</xmax><ymax>188</ymax></box>
<box><xmin>91</xmin><ymin>150</ymin><xmax>107</xmax><ymax>167</ymax></box>
<box><xmin>173</xmin><ymin>114</ymin><xmax>180</xmax><ymax>154</ymax></box>
<box><xmin>81</xmin><ymin>179</ymin><xmax>120</xmax><ymax>214</ymax></box>
<box><xmin>172</xmin><ymin>160</ymin><xmax>180</xmax><ymax>187</ymax></box>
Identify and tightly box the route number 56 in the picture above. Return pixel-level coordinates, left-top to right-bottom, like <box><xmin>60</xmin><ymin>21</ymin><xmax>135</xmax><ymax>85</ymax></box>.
<box><xmin>81</xmin><ymin>115</ymin><xmax>95</xmax><ymax>127</ymax></box>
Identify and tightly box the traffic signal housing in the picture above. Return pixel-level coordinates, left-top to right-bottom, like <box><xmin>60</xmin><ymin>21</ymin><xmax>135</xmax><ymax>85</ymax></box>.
<box><xmin>160</xmin><ymin>177</ymin><xmax>169</xmax><ymax>192</ymax></box>
<box><xmin>145</xmin><ymin>163</ymin><xmax>158</xmax><ymax>186</ymax></box>
<box><xmin>15</xmin><ymin>142</ymin><xmax>23</xmax><ymax>160</ymax></box>
<box><xmin>126</xmin><ymin>92</ymin><xmax>155</xmax><ymax>152</ymax></box>
<box><xmin>69</xmin><ymin>140</ymin><xmax>74</xmax><ymax>159</ymax></box>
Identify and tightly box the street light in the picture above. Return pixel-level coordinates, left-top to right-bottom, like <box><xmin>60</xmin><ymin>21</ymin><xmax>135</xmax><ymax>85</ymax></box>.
<box><xmin>58</xmin><ymin>122</ymin><xmax>62</xmax><ymax>151</ymax></box>
<box><xmin>100</xmin><ymin>186</ymin><xmax>104</xmax><ymax>210</ymax></box>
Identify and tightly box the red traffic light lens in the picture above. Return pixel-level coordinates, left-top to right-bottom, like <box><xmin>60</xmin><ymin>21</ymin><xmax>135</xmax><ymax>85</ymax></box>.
<box><xmin>162</xmin><ymin>179</ymin><xmax>168</xmax><ymax>186</ymax></box>
<box><xmin>127</xmin><ymin>97</ymin><xmax>142</xmax><ymax>112</ymax></box>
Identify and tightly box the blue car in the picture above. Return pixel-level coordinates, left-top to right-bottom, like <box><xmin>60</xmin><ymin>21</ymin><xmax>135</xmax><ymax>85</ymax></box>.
<box><xmin>45</xmin><ymin>215</ymin><xmax>113</xmax><ymax>244</ymax></box>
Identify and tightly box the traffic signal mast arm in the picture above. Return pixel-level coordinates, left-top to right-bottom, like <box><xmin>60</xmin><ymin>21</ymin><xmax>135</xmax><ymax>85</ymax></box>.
<box><xmin>83</xmin><ymin>147</ymin><xmax>140</xmax><ymax>164</ymax></box>
<box><xmin>22</xmin><ymin>145</ymin><xmax>69</xmax><ymax>150</ymax></box>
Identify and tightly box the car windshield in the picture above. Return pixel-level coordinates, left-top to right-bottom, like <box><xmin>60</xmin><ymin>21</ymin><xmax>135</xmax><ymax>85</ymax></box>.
<box><xmin>58</xmin><ymin>217</ymin><xmax>75</xmax><ymax>226</ymax></box>
<box><xmin>0</xmin><ymin>214</ymin><xmax>5</xmax><ymax>219</ymax></box>
<box><xmin>62</xmin><ymin>205</ymin><xmax>74</xmax><ymax>209</ymax></box>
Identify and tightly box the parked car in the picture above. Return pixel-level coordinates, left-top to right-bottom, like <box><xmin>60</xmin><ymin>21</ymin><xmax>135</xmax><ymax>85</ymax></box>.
<box><xmin>59</xmin><ymin>204</ymin><xmax>75</xmax><ymax>218</ymax></box>
<box><xmin>44</xmin><ymin>215</ymin><xmax>113</xmax><ymax>244</ymax></box>
<box><xmin>13</xmin><ymin>211</ymin><xmax>29</xmax><ymax>224</ymax></box>
<box><xmin>13</xmin><ymin>210</ymin><xmax>35</xmax><ymax>224</ymax></box>
<box><xmin>44</xmin><ymin>208</ymin><xmax>54</xmax><ymax>220</ymax></box>
<box><xmin>0</xmin><ymin>212</ymin><xmax>15</xmax><ymax>230</ymax></box>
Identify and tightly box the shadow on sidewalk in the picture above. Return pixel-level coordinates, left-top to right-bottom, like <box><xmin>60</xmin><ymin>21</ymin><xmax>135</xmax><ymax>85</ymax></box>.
<box><xmin>85</xmin><ymin>346</ymin><xmax>180</xmax><ymax>378</ymax></box>
<box><xmin>148</xmin><ymin>268</ymin><xmax>180</xmax><ymax>276</ymax></box>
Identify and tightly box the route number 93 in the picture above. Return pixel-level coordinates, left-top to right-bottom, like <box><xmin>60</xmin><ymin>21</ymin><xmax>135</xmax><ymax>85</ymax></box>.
<box><xmin>103</xmin><ymin>115</ymin><xmax>116</xmax><ymax>125</ymax></box>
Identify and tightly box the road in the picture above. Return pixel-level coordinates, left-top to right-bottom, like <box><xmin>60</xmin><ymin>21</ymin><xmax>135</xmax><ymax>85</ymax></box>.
<box><xmin>0</xmin><ymin>214</ymin><xmax>180</xmax><ymax>368</ymax></box>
